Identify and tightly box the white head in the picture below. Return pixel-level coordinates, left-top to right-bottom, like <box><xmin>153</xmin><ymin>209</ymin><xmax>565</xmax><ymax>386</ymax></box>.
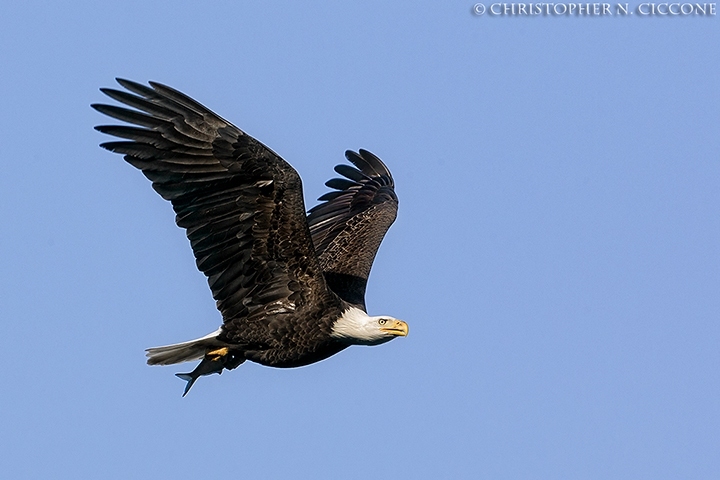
<box><xmin>331</xmin><ymin>306</ymin><xmax>409</xmax><ymax>346</ymax></box>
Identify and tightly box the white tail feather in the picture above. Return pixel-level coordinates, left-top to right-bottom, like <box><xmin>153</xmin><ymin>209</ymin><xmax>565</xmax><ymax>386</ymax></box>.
<box><xmin>145</xmin><ymin>328</ymin><xmax>223</xmax><ymax>366</ymax></box>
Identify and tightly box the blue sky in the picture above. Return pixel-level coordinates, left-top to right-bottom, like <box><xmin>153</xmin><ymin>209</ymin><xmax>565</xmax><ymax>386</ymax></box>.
<box><xmin>1</xmin><ymin>1</ymin><xmax>718</xmax><ymax>479</ymax></box>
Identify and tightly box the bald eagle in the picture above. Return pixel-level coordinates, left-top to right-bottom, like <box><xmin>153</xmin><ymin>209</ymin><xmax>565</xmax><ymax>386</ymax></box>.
<box><xmin>92</xmin><ymin>79</ymin><xmax>407</xmax><ymax>395</ymax></box>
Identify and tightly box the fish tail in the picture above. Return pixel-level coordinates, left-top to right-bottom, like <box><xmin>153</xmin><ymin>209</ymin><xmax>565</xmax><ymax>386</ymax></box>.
<box><xmin>176</xmin><ymin>373</ymin><xmax>197</xmax><ymax>397</ymax></box>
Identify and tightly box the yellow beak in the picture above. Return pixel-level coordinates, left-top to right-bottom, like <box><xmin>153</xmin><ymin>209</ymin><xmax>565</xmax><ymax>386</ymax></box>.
<box><xmin>380</xmin><ymin>320</ymin><xmax>409</xmax><ymax>337</ymax></box>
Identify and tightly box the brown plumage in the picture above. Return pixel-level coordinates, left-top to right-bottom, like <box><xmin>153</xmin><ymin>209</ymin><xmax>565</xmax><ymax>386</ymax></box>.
<box><xmin>92</xmin><ymin>79</ymin><xmax>405</xmax><ymax>395</ymax></box>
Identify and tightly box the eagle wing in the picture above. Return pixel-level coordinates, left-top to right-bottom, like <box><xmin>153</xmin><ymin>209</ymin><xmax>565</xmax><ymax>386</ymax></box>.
<box><xmin>307</xmin><ymin>150</ymin><xmax>398</xmax><ymax>307</ymax></box>
<box><xmin>92</xmin><ymin>79</ymin><xmax>336</xmax><ymax>341</ymax></box>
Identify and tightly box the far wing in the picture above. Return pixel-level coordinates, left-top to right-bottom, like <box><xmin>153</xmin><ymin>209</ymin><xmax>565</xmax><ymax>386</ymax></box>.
<box><xmin>93</xmin><ymin>79</ymin><xmax>335</xmax><ymax>339</ymax></box>
<box><xmin>306</xmin><ymin>150</ymin><xmax>398</xmax><ymax>307</ymax></box>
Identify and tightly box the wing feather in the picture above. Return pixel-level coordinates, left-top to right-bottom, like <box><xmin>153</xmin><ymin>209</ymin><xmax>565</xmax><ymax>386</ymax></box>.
<box><xmin>93</xmin><ymin>79</ymin><xmax>339</xmax><ymax>343</ymax></box>
<box><xmin>307</xmin><ymin>149</ymin><xmax>398</xmax><ymax>306</ymax></box>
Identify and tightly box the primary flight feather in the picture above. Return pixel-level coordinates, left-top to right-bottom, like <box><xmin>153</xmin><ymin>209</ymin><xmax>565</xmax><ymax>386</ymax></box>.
<box><xmin>92</xmin><ymin>79</ymin><xmax>406</xmax><ymax>396</ymax></box>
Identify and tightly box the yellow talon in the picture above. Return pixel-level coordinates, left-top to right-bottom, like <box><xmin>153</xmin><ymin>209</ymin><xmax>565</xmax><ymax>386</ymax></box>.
<box><xmin>206</xmin><ymin>347</ymin><xmax>229</xmax><ymax>359</ymax></box>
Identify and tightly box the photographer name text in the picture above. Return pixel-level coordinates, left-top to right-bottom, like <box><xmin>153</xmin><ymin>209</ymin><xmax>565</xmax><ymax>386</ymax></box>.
<box><xmin>472</xmin><ymin>2</ymin><xmax>716</xmax><ymax>15</ymax></box>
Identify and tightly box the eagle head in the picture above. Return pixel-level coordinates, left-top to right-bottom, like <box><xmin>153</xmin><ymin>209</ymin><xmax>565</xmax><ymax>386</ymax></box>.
<box><xmin>331</xmin><ymin>306</ymin><xmax>409</xmax><ymax>346</ymax></box>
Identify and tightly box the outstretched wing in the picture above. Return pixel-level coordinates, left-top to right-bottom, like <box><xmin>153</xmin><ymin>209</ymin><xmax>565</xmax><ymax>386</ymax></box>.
<box><xmin>92</xmin><ymin>79</ymin><xmax>334</xmax><ymax>335</ymax></box>
<box><xmin>307</xmin><ymin>150</ymin><xmax>398</xmax><ymax>307</ymax></box>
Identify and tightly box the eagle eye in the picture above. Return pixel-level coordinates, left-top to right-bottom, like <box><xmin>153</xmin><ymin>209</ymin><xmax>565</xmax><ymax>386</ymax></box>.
<box><xmin>378</xmin><ymin>318</ymin><xmax>387</xmax><ymax>325</ymax></box>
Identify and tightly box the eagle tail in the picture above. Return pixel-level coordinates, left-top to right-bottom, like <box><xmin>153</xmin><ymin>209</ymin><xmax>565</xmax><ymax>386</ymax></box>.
<box><xmin>145</xmin><ymin>328</ymin><xmax>223</xmax><ymax>365</ymax></box>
